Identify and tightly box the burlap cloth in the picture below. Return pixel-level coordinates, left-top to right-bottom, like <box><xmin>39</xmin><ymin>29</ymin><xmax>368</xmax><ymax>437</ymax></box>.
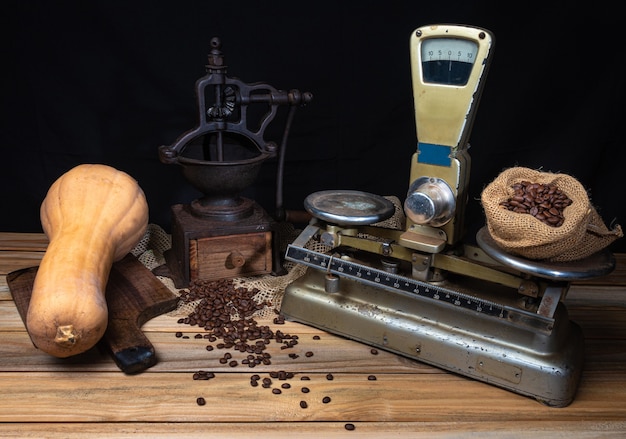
<box><xmin>131</xmin><ymin>197</ymin><xmax>405</xmax><ymax>319</ymax></box>
<box><xmin>129</xmin><ymin>223</ymin><xmax>308</xmax><ymax>319</ymax></box>
<box><xmin>481</xmin><ymin>167</ymin><xmax>622</xmax><ymax>261</ymax></box>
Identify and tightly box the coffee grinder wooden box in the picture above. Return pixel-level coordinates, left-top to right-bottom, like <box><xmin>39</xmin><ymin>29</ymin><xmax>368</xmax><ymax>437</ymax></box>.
<box><xmin>166</xmin><ymin>202</ymin><xmax>274</xmax><ymax>288</ymax></box>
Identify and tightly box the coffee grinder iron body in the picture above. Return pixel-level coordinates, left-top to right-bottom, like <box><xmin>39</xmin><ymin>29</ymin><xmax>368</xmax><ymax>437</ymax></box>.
<box><xmin>158</xmin><ymin>37</ymin><xmax>312</xmax><ymax>288</ymax></box>
<box><xmin>281</xmin><ymin>24</ymin><xmax>616</xmax><ymax>407</ymax></box>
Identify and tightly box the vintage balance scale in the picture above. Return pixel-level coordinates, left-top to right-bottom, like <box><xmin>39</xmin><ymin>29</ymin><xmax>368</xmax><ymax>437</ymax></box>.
<box><xmin>280</xmin><ymin>24</ymin><xmax>616</xmax><ymax>407</ymax></box>
<box><xmin>158</xmin><ymin>37</ymin><xmax>312</xmax><ymax>288</ymax></box>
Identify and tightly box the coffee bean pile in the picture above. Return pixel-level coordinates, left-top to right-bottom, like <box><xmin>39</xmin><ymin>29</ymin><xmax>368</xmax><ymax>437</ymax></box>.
<box><xmin>177</xmin><ymin>278</ymin><xmax>299</xmax><ymax>368</ymax></box>
<box><xmin>178</xmin><ymin>279</ymin><xmax>379</xmax><ymax>419</ymax></box>
<box><xmin>499</xmin><ymin>180</ymin><xmax>573</xmax><ymax>227</ymax></box>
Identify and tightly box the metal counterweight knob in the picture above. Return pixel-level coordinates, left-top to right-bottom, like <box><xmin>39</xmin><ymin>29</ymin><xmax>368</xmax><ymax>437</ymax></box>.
<box><xmin>404</xmin><ymin>177</ymin><xmax>455</xmax><ymax>226</ymax></box>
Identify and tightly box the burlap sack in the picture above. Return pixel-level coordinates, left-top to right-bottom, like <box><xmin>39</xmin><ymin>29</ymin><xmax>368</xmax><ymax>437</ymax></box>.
<box><xmin>481</xmin><ymin>167</ymin><xmax>623</xmax><ymax>261</ymax></box>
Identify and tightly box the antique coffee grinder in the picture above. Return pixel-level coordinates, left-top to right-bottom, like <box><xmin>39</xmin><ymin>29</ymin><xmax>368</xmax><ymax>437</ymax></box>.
<box><xmin>159</xmin><ymin>37</ymin><xmax>312</xmax><ymax>288</ymax></box>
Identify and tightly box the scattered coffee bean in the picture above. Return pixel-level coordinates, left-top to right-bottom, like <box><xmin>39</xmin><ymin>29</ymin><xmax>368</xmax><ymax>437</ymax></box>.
<box><xmin>175</xmin><ymin>332</ymin><xmax>183</xmax><ymax>338</ymax></box>
<box><xmin>345</xmin><ymin>423</ymin><xmax>355</xmax><ymax>431</ymax></box>
<box><xmin>193</xmin><ymin>371</ymin><xmax>215</xmax><ymax>380</ymax></box>
<box><xmin>322</xmin><ymin>396</ymin><xmax>331</xmax><ymax>404</ymax></box>
<box><xmin>272</xmin><ymin>388</ymin><xmax>282</xmax><ymax>394</ymax></box>
<box><xmin>301</xmin><ymin>387</ymin><xmax>310</xmax><ymax>393</ymax></box>
<box><xmin>370</xmin><ymin>348</ymin><xmax>378</xmax><ymax>355</ymax></box>
<box><xmin>305</xmin><ymin>351</ymin><xmax>314</xmax><ymax>357</ymax></box>
<box><xmin>367</xmin><ymin>375</ymin><xmax>377</xmax><ymax>381</ymax></box>
<box><xmin>300</xmin><ymin>376</ymin><xmax>311</xmax><ymax>380</ymax></box>
<box><xmin>326</xmin><ymin>373</ymin><xmax>334</xmax><ymax>380</ymax></box>
<box><xmin>281</xmin><ymin>383</ymin><xmax>291</xmax><ymax>389</ymax></box>
<box><xmin>313</xmin><ymin>335</ymin><xmax>321</xmax><ymax>340</ymax></box>
<box><xmin>196</xmin><ymin>397</ymin><xmax>206</xmax><ymax>406</ymax></box>
<box><xmin>278</xmin><ymin>370</ymin><xmax>293</xmax><ymax>380</ymax></box>
<box><xmin>300</xmin><ymin>400</ymin><xmax>308</xmax><ymax>409</ymax></box>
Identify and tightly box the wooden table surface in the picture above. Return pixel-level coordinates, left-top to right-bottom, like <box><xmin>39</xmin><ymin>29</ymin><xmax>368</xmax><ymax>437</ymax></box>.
<box><xmin>1</xmin><ymin>231</ymin><xmax>625</xmax><ymax>438</ymax></box>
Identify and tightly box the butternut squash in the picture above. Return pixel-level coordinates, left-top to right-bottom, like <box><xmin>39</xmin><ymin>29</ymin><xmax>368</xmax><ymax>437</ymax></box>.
<box><xmin>26</xmin><ymin>164</ymin><xmax>149</xmax><ymax>358</ymax></box>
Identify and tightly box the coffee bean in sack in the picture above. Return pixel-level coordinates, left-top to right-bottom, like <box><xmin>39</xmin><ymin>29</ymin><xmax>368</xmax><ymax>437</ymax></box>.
<box><xmin>499</xmin><ymin>180</ymin><xmax>573</xmax><ymax>227</ymax></box>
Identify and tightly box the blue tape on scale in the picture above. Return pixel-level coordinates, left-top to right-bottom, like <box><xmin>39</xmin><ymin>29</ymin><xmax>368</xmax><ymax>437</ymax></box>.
<box><xmin>417</xmin><ymin>142</ymin><xmax>451</xmax><ymax>166</ymax></box>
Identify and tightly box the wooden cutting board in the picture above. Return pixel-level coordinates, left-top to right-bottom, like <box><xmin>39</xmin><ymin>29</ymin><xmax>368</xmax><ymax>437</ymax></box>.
<box><xmin>6</xmin><ymin>253</ymin><xmax>180</xmax><ymax>374</ymax></box>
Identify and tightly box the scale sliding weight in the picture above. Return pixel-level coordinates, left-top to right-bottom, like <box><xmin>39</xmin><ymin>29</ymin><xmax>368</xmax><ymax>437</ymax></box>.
<box><xmin>280</xmin><ymin>24</ymin><xmax>616</xmax><ymax>407</ymax></box>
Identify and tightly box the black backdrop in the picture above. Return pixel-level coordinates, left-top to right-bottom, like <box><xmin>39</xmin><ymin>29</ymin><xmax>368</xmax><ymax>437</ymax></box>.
<box><xmin>4</xmin><ymin>1</ymin><xmax>625</xmax><ymax>253</ymax></box>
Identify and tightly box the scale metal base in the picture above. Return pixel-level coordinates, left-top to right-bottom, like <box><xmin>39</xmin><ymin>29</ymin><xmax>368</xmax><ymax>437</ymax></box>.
<box><xmin>282</xmin><ymin>267</ymin><xmax>584</xmax><ymax>407</ymax></box>
<box><xmin>281</xmin><ymin>192</ymin><xmax>613</xmax><ymax>407</ymax></box>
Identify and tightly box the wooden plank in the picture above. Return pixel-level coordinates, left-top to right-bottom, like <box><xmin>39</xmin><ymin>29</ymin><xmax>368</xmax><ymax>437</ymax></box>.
<box><xmin>0</xmin><ymin>277</ymin><xmax>8</xmax><ymax>299</ymax></box>
<box><xmin>0</xmin><ymin>232</ymin><xmax>48</xmax><ymax>251</ymax></box>
<box><xmin>5</xmin><ymin>288</ymin><xmax>626</xmax><ymax>333</ymax></box>
<box><xmin>2</xmin><ymin>327</ymin><xmax>624</xmax><ymax>374</ymax></box>
<box><xmin>0</xmin><ymin>371</ymin><xmax>624</xmax><ymax>423</ymax></box>
<box><xmin>2</xmin><ymin>309</ymin><xmax>625</xmax><ymax>373</ymax></box>
<box><xmin>567</xmin><ymin>285</ymin><xmax>626</xmax><ymax>307</ymax></box>
<box><xmin>573</xmin><ymin>253</ymin><xmax>626</xmax><ymax>286</ymax></box>
<box><xmin>0</xmin><ymin>251</ymin><xmax>43</xmax><ymax>275</ymax></box>
<box><xmin>0</xmin><ymin>421</ymin><xmax>625</xmax><ymax>438</ymax></box>
<box><xmin>0</xmin><ymin>328</ymin><xmax>442</xmax><ymax>374</ymax></box>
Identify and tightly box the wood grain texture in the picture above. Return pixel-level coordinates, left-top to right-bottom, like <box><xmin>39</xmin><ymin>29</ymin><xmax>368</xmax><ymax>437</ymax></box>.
<box><xmin>1</xmin><ymin>232</ymin><xmax>625</xmax><ymax>437</ymax></box>
<box><xmin>1</xmin><ymin>421</ymin><xmax>623</xmax><ymax>438</ymax></box>
<box><xmin>0</xmin><ymin>371</ymin><xmax>624</xmax><ymax>423</ymax></box>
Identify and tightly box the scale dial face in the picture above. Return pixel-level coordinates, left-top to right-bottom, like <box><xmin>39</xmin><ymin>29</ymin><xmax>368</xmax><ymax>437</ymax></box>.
<box><xmin>420</xmin><ymin>38</ymin><xmax>479</xmax><ymax>86</ymax></box>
